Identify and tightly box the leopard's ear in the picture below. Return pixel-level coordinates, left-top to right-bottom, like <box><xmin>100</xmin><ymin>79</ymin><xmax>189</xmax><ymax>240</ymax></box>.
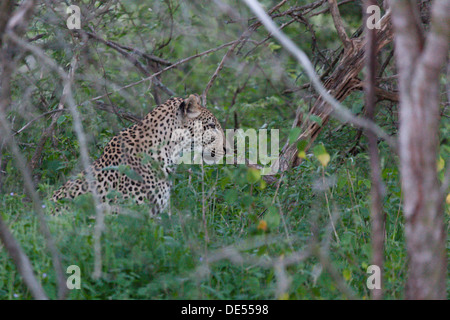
<box><xmin>180</xmin><ymin>94</ymin><xmax>202</xmax><ymax>119</ymax></box>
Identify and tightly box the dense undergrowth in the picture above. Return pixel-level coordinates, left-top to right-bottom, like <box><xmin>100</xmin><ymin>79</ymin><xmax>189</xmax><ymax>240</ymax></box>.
<box><xmin>2</xmin><ymin>118</ymin><xmax>431</xmax><ymax>300</ymax></box>
<box><xmin>0</xmin><ymin>0</ymin><xmax>448</xmax><ymax>300</ymax></box>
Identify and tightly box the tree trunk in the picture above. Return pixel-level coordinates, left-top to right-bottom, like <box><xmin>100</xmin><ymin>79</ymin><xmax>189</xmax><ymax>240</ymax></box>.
<box><xmin>390</xmin><ymin>0</ymin><xmax>448</xmax><ymax>299</ymax></box>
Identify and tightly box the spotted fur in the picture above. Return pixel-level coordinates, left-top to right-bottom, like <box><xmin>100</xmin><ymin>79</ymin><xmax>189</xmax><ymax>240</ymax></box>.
<box><xmin>52</xmin><ymin>94</ymin><xmax>225</xmax><ymax>215</ymax></box>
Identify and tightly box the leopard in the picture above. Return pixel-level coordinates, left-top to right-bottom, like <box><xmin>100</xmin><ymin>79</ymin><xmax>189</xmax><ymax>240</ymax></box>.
<box><xmin>52</xmin><ymin>94</ymin><xmax>225</xmax><ymax>215</ymax></box>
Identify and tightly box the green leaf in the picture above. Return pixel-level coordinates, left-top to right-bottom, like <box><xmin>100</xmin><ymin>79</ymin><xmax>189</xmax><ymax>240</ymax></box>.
<box><xmin>141</xmin><ymin>153</ymin><xmax>153</xmax><ymax>165</ymax></box>
<box><xmin>437</xmin><ymin>156</ymin><xmax>445</xmax><ymax>172</ymax></box>
<box><xmin>309</xmin><ymin>115</ymin><xmax>323</xmax><ymax>125</ymax></box>
<box><xmin>297</xmin><ymin>139</ymin><xmax>309</xmax><ymax>159</ymax></box>
<box><xmin>352</xmin><ymin>103</ymin><xmax>363</xmax><ymax>114</ymax></box>
<box><xmin>106</xmin><ymin>189</ymin><xmax>122</xmax><ymax>199</ymax></box>
<box><xmin>118</xmin><ymin>164</ymin><xmax>143</xmax><ymax>182</ymax></box>
<box><xmin>224</xmin><ymin>189</ymin><xmax>238</xmax><ymax>203</ymax></box>
<box><xmin>268</xmin><ymin>42</ymin><xmax>281</xmax><ymax>52</ymax></box>
<box><xmin>289</xmin><ymin>127</ymin><xmax>302</xmax><ymax>144</ymax></box>
<box><xmin>297</xmin><ymin>139</ymin><xmax>308</xmax><ymax>152</ymax></box>
<box><xmin>247</xmin><ymin>168</ymin><xmax>261</xmax><ymax>184</ymax></box>
<box><xmin>264</xmin><ymin>205</ymin><xmax>280</xmax><ymax>229</ymax></box>
<box><xmin>343</xmin><ymin>269</ymin><xmax>352</xmax><ymax>281</ymax></box>
<box><xmin>313</xmin><ymin>144</ymin><xmax>330</xmax><ymax>167</ymax></box>
<box><xmin>57</xmin><ymin>115</ymin><xmax>67</xmax><ymax>125</ymax></box>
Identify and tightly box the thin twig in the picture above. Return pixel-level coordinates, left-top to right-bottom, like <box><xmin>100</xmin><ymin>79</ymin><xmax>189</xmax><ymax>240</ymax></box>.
<box><xmin>202</xmin><ymin>0</ymin><xmax>290</xmax><ymax>106</ymax></box>
<box><xmin>85</xmin><ymin>40</ymin><xmax>241</xmax><ymax>105</ymax></box>
<box><xmin>12</xmin><ymin>109</ymin><xmax>67</xmax><ymax>136</ymax></box>
<box><xmin>81</xmin><ymin>30</ymin><xmax>176</xmax><ymax>97</ymax></box>
<box><xmin>64</xmin><ymin>55</ymin><xmax>106</xmax><ymax>280</ymax></box>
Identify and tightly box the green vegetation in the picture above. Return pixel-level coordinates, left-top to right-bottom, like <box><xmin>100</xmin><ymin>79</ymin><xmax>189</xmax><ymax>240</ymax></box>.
<box><xmin>1</xmin><ymin>120</ymin><xmax>418</xmax><ymax>299</ymax></box>
<box><xmin>0</xmin><ymin>0</ymin><xmax>448</xmax><ymax>300</ymax></box>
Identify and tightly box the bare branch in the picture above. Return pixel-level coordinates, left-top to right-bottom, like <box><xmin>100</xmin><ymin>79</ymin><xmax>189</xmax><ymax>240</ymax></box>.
<box><xmin>5</xmin><ymin>0</ymin><xmax>35</xmax><ymax>33</ymax></box>
<box><xmin>94</xmin><ymin>102</ymin><xmax>142</xmax><ymax>124</ymax></box>
<box><xmin>0</xmin><ymin>2</ymin><xmax>67</xmax><ymax>298</ymax></box>
<box><xmin>63</xmin><ymin>55</ymin><xmax>106</xmax><ymax>280</ymax></box>
<box><xmin>314</xmin><ymin>245</ymin><xmax>358</xmax><ymax>299</ymax></box>
<box><xmin>13</xmin><ymin>109</ymin><xmax>68</xmax><ymax>136</ymax></box>
<box><xmin>328</xmin><ymin>0</ymin><xmax>352</xmax><ymax>49</ymax></box>
<box><xmin>363</xmin><ymin>0</ymin><xmax>385</xmax><ymax>300</ymax></box>
<box><xmin>202</xmin><ymin>0</ymin><xmax>290</xmax><ymax>106</ymax></box>
<box><xmin>419</xmin><ymin>0</ymin><xmax>450</xmax><ymax>76</ymax></box>
<box><xmin>80</xmin><ymin>30</ymin><xmax>176</xmax><ymax>97</ymax></box>
<box><xmin>86</xmin><ymin>40</ymin><xmax>241</xmax><ymax>105</ymax></box>
<box><xmin>389</xmin><ymin>0</ymin><xmax>425</xmax><ymax>75</ymax></box>
<box><xmin>0</xmin><ymin>215</ymin><xmax>48</xmax><ymax>300</ymax></box>
<box><xmin>0</xmin><ymin>100</ymin><xmax>68</xmax><ymax>300</ymax></box>
<box><xmin>308</xmin><ymin>0</ymin><xmax>355</xmax><ymax>17</ymax></box>
<box><xmin>201</xmin><ymin>40</ymin><xmax>242</xmax><ymax>106</ymax></box>
<box><xmin>6</xmin><ymin>26</ymin><xmax>108</xmax><ymax>281</ymax></box>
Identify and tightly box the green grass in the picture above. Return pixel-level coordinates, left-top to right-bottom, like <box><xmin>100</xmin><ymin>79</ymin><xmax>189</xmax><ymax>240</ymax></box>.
<box><xmin>0</xmin><ymin>143</ymin><xmax>419</xmax><ymax>300</ymax></box>
<box><xmin>1</xmin><ymin>0</ymin><xmax>448</xmax><ymax>301</ymax></box>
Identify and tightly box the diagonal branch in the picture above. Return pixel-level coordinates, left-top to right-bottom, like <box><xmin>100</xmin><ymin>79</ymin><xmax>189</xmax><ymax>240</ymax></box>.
<box><xmin>0</xmin><ymin>215</ymin><xmax>48</xmax><ymax>300</ymax></box>
<box><xmin>328</xmin><ymin>0</ymin><xmax>352</xmax><ymax>49</ymax></box>
<box><xmin>243</xmin><ymin>0</ymin><xmax>396</xmax><ymax>178</ymax></box>
<box><xmin>0</xmin><ymin>0</ymin><xmax>68</xmax><ymax>300</ymax></box>
<box><xmin>85</xmin><ymin>40</ymin><xmax>242</xmax><ymax>105</ymax></box>
<box><xmin>80</xmin><ymin>30</ymin><xmax>176</xmax><ymax>97</ymax></box>
<box><xmin>202</xmin><ymin>0</ymin><xmax>291</xmax><ymax>106</ymax></box>
<box><xmin>6</xmin><ymin>28</ymin><xmax>107</xmax><ymax>281</ymax></box>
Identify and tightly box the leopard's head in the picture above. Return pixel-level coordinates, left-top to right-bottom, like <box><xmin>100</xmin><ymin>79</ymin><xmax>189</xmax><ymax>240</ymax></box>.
<box><xmin>173</xmin><ymin>94</ymin><xmax>226</xmax><ymax>164</ymax></box>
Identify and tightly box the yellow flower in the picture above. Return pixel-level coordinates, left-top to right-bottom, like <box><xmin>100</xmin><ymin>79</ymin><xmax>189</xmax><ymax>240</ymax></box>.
<box><xmin>278</xmin><ymin>293</ymin><xmax>289</xmax><ymax>300</ymax></box>
<box><xmin>257</xmin><ymin>220</ymin><xmax>268</xmax><ymax>231</ymax></box>
<box><xmin>437</xmin><ymin>156</ymin><xmax>445</xmax><ymax>172</ymax></box>
<box><xmin>317</xmin><ymin>152</ymin><xmax>330</xmax><ymax>167</ymax></box>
